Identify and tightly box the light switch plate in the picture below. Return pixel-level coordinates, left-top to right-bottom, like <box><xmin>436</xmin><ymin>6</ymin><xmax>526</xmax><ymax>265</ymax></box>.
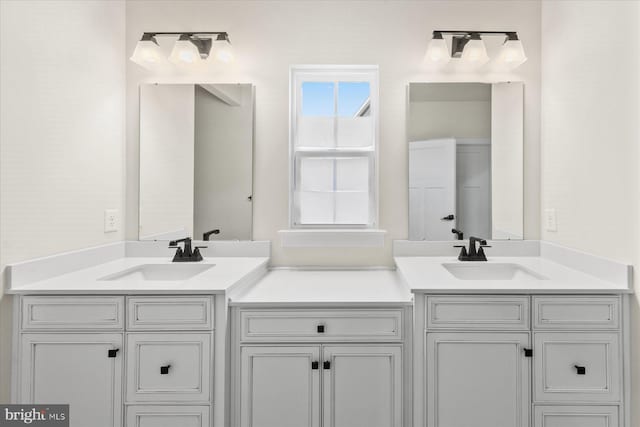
<box><xmin>104</xmin><ymin>209</ymin><xmax>118</xmax><ymax>233</ymax></box>
<box><xmin>544</xmin><ymin>208</ymin><xmax>557</xmax><ymax>232</ymax></box>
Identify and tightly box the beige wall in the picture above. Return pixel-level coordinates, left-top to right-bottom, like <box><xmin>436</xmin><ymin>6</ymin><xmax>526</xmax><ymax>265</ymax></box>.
<box><xmin>540</xmin><ymin>1</ymin><xmax>640</xmax><ymax>424</ymax></box>
<box><xmin>0</xmin><ymin>0</ymin><xmax>126</xmax><ymax>401</ymax></box>
<box><xmin>125</xmin><ymin>0</ymin><xmax>542</xmax><ymax>266</ymax></box>
<box><xmin>408</xmin><ymin>100</ymin><xmax>491</xmax><ymax>142</ymax></box>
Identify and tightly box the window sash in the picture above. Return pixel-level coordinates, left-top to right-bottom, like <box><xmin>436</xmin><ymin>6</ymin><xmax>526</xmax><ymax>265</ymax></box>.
<box><xmin>290</xmin><ymin>66</ymin><xmax>378</xmax><ymax>229</ymax></box>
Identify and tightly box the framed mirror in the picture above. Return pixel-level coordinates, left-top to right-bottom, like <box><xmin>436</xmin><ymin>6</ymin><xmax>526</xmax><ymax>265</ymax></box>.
<box><xmin>139</xmin><ymin>83</ymin><xmax>254</xmax><ymax>241</ymax></box>
<box><xmin>407</xmin><ymin>82</ymin><xmax>524</xmax><ymax>241</ymax></box>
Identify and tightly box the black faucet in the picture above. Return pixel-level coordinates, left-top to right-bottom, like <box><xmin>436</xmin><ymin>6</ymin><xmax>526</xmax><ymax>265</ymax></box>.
<box><xmin>451</xmin><ymin>228</ymin><xmax>464</xmax><ymax>240</ymax></box>
<box><xmin>203</xmin><ymin>229</ymin><xmax>220</xmax><ymax>241</ymax></box>
<box><xmin>168</xmin><ymin>237</ymin><xmax>207</xmax><ymax>262</ymax></box>
<box><xmin>454</xmin><ymin>236</ymin><xmax>491</xmax><ymax>261</ymax></box>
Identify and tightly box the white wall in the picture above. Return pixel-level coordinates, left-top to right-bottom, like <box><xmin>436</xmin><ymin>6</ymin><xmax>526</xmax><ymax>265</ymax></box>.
<box><xmin>139</xmin><ymin>84</ymin><xmax>195</xmax><ymax>239</ymax></box>
<box><xmin>540</xmin><ymin>1</ymin><xmax>640</xmax><ymax>424</ymax></box>
<box><xmin>0</xmin><ymin>0</ymin><xmax>126</xmax><ymax>401</ymax></box>
<box><xmin>125</xmin><ymin>0</ymin><xmax>542</xmax><ymax>266</ymax></box>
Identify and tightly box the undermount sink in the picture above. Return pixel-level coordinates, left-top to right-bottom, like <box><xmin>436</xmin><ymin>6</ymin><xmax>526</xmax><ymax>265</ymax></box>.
<box><xmin>442</xmin><ymin>263</ymin><xmax>547</xmax><ymax>281</ymax></box>
<box><xmin>99</xmin><ymin>264</ymin><xmax>214</xmax><ymax>282</ymax></box>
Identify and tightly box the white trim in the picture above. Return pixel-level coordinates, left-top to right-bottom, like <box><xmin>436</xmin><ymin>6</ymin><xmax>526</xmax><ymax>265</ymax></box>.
<box><xmin>289</xmin><ymin>65</ymin><xmax>379</xmax><ymax>229</ymax></box>
<box><xmin>279</xmin><ymin>229</ymin><xmax>386</xmax><ymax>248</ymax></box>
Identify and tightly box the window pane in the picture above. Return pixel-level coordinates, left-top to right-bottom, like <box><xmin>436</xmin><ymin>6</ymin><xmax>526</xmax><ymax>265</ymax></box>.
<box><xmin>335</xmin><ymin>192</ymin><xmax>369</xmax><ymax>224</ymax></box>
<box><xmin>299</xmin><ymin>191</ymin><xmax>335</xmax><ymax>224</ymax></box>
<box><xmin>337</xmin><ymin>116</ymin><xmax>373</xmax><ymax>148</ymax></box>
<box><xmin>301</xmin><ymin>82</ymin><xmax>334</xmax><ymax>116</ymax></box>
<box><xmin>297</xmin><ymin>116</ymin><xmax>334</xmax><ymax>148</ymax></box>
<box><xmin>336</xmin><ymin>157</ymin><xmax>369</xmax><ymax>191</ymax></box>
<box><xmin>338</xmin><ymin>82</ymin><xmax>370</xmax><ymax>117</ymax></box>
<box><xmin>300</xmin><ymin>158</ymin><xmax>334</xmax><ymax>192</ymax></box>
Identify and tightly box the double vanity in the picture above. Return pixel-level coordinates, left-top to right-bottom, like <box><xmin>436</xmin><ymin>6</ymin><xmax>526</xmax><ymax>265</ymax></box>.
<box><xmin>5</xmin><ymin>239</ymin><xmax>632</xmax><ymax>427</ymax></box>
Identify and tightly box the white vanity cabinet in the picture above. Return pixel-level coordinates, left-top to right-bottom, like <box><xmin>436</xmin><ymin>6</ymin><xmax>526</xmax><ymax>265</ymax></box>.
<box><xmin>415</xmin><ymin>294</ymin><xmax>628</xmax><ymax>427</ymax></box>
<box><xmin>232</xmin><ymin>307</ymin><xmax>409</xmax><ymax>427</ymax></box>
<box><xmin>14</xmin><ymin>295</ymin><xmax>216</xmax><ymax>427</ymax></box>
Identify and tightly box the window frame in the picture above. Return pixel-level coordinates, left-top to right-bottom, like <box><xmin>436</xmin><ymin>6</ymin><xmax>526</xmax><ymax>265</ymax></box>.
<box><xmin>289</xmin><ymin>65</ymin><xmax>379</xmax><ymax>229</ymax></box>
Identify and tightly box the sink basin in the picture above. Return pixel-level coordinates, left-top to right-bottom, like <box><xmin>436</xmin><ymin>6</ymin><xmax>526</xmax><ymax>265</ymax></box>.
<box><xmin>442</xmin><ymin>263</ymin><xmax>547</xmax><ymax>281</ymax></box>
<box><xmin>99</xmin><ymin>264</ymin><xmax>214</xmax><ymax>282</ymax></box>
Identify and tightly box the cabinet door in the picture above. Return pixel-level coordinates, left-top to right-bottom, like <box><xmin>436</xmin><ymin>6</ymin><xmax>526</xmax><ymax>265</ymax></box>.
<box><xmin>20</xmin><ymin>333</ymin><xmax>123</xmax><ymax>427</ymax></box>
<box><xmin>240</xmin><ymin>346</ymin><xmax>320</xmax><ymax>427</ymax></box>
<box><xmin>322</xmin><ymin>345</ymin><xmax>402</xmax><ymax>427</ymax></box>
<box><xmin>426</xmin><ymin>332</ymin><xmax>530</xmax><ymax>427</ymax></box>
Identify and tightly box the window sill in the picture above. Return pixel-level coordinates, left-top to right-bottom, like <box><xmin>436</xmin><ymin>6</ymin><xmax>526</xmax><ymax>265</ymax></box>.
<box><xmin>278</xmin><ymin>229</ymin><xmax>386</xmax><ymax>248</ymax></box>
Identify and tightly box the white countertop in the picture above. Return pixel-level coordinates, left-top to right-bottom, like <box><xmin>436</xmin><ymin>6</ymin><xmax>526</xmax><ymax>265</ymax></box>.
<box><xmin>7</xmin><ymin>257</ymin><xmax>269</xmax><ymax>295</ymax></box>
<box><xmin>395</xmin><ymin>256</ymin><xmax>632</xmax><ymax>294</ymax></box>
<box><xmin>230</xmin><ymin>269</ymin><xmax>413</xmax><ymax>306</ymax></box>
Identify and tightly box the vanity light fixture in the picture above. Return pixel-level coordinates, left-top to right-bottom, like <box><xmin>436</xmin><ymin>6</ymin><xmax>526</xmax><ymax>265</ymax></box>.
<box><xmin>425</xmin><ymin>30</ymin><xmax>527</xmax><ymax>69</ymax></box>
<box><xmin>131</xmin><ymin>32</ymin><xmax>233</xmax><ymax>69</ymax></box>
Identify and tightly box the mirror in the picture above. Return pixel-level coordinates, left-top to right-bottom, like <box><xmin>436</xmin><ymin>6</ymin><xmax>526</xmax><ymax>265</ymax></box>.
<box><xmin>407</xmin><ymin>82</ymin><xmax>523</xmax><ymax>241</ymax></box>
<box><xmin>139</xmin><ymin>83</ymin><xmax>254</xmax><ymax>241</ymax></box>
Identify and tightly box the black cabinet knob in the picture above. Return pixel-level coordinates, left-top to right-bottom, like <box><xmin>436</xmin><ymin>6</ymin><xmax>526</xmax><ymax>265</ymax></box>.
<box><xmin>107</xmin><ymin>349</ymin><xmax>120</xmax><ymax>358</ymax></box>
<box><xmin>574</xmin><ymin>365</ymin><xmax>586</xmax><ymax>375</ymax></box>
<box><xmin>311</xmin><ymin>361</ymin><xmax>319</xmax><ymax>370</ymax></box>
<box><xmin>323</xmin><ymin>361</ymin><xmax>331</xmax><ymax>369</ymax></box>
<box><xmin>160</xmin><ymin>365</ymin><xmax>171</xmax><ymax>375</ymax></box>
<box><xmin>523</xmin><ymin>348</ymin><xmax>533</xmax><ymax>357</ymax></box>
<box><xmin>317</xmin><ymin>324</ymin><xmax>325</xmax><ymax>333</ymax></box>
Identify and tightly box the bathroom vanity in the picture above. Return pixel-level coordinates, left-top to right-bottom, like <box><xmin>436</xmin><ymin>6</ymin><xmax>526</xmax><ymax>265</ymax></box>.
<box><xmin>6</xmin><ymin>239</ymin><xmax>633</xmax><ymax>427</ymax></box>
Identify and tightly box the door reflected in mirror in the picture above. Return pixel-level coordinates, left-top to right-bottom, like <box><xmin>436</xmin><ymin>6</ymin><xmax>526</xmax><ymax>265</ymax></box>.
<box><xmin>139</xmin><ymin>83</ymin><xmax>254</xmax><ymax>241</ymax></box>
<box><xmin>408</xmin><ymin>82</ymin><xmax>524</xmax><ymax>241</ymax></box>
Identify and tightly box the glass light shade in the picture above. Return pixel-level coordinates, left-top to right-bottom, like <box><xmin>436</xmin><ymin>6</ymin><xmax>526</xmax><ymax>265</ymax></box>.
<box><xmin>424</xmin><ymin>38</ymin><xmax>450</xmax><ymax>64</ymax></box>
<box><xmin>130</xmin><ymin>40</ymin><xmax>163</xmax><ymax>68</ymax></box>
<box><xmin>497</xmin><ymin>39</ymin><xmax>527</xmax><ymax>69</ymax></box>
<box><xmin>215</xmin><ymin>40</ymin><xmax>234</xmax><ymax>63</ymax></box>
<box><xmin>169</xmin><ymin>39</ymin><xmax>202</xmax><ymax>65</ymax></box>
<box><xmin>461</xmin><ymin>39</ymin><xmax>489</xmax><ymax>66</ymax></box>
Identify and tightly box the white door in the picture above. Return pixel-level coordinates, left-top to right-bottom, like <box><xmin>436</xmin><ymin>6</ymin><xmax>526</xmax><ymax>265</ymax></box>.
<box><xmin>456</xmin><ymin>141</ymin><xmax>491</xmax><ymax>239</ymax></box>
<box><xmin>240</xmin><ymin>346</ymin><xmax>320</xmax><ymax>427</ymax></box>
<box><xmin>20</xmin><ymin>333</ymin><xmax>123</xmax><ymax>427</ymax></box>
<box><xmin>322</xmin><ymin>345</ymin><xmax>402</xmax><ymax>427</ymax></box>
<box><xmin>409</xmin><ymin>138</ymin><xmax>456</xmax><ymax>240</ymax></box>
<box><xmin>426</xmin><ymin>332</ymin><xmax>531</xmax><ymax>427</ymax></box>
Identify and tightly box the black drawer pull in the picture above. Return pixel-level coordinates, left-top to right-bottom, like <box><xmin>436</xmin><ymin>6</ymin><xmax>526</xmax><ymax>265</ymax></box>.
<box><xmin>107</xmin><ymin>349</ymin><xmax>120</xmax><ymax>358</ymax></box>
<box><xmin>311</xmin><ymin>361</ymin><xmax>319</xmax><ymax>370</ymax></box>
<box><xmin>160</xmin><ymin>365</ymin><xmax>171</xmax><ymax>375</ymax></box>
<box><xmin>323</xmin><ymin>361</ymin><xmax>331</xmax><ymax>369</ymax></box>
<box><xmin>523</xmin><ymin>348</ymin><xmax>533</xmax><ymax>357</ymax></box>
<box><xmin>574</xmin><ymin>365</ymin><xmax>586</xmax><ymax>375</ymax></box>
<box><xmin>317</xmin><ymin>324</ymin><xmax>325</xmax><ymax>333</ymax></box>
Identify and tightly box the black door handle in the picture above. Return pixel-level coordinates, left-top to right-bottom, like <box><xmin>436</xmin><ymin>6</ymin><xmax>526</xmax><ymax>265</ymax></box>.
<box><xmin>441</xmin><ymin>214</ymin><xmax>455</xmax><ymax>221</ymax></box>
<box><xmin>107</xmin><ymin>349</ymin><xmax>120</xmax><ymax>358</ymax></box>
<box><xmin>160</xmin><ymin>365</ymin><xmax>171</xmax><ymax>375</ymax></box>
<box><xmin>323</xmin><ymin>361</ymin><xmax>331</xmax><ymax>369</ymax></box>
<box><xmin>311</xmin><ymin>361</ymin><xmax>319</xmax><ymax>370</ymax></box>
<box><xmin>574</xmin><ymin>365</ymin><xmax>586</xmax><ymax>375</ymax></box>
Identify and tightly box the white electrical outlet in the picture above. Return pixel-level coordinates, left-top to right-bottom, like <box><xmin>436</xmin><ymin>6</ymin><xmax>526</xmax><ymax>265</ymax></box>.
<box><xmin>104</xmin><ymin>209</ymin><xmax>118</xmax><ymax>233</ymax></box>
<box><xmin>544</xmin><ymin>208</ymin><xmax>557</xmax><ymax>232</ymax></box>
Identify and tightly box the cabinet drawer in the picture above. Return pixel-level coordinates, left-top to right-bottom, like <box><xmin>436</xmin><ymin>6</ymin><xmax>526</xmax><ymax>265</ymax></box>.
<box><xmin>534</xmin><ymin>332</ymin><xmax>621</xmax><ymax>402</ymax></box>
<box><xmin>426</xmin><ymin>296</ymin><xmax>530</xmax><ymax>330</ymax></box>
<box><xmin>534</xmin><ymin>406</ymin><xmax>619</xmax><ymax>427</ymax></box>
<box><xmin>22</xmin><ymin>296</ymin><xmax>124</xmax><ymax>330</ymax></box>
<box><xmin>126</xmin><ymin>333</ymin><xmax>211</xmax><ymax>403</ymax></box>
<box><xmin>240</xmin><ymin>309</ymin><xmax>403</xmax><ymax>342</ymax></box>
<box><xmin>127</xmin><ymin>297</ymin><xmax>213</xmax><ymax>330</ymax></box>
<box><xmin>126</xmin><ymin>405</ymin><xmax>210</xmax><ymax>427</ymax></box>
<box><xmin>533</xmin><ymin>296</ymin><xmax>620</xmax><ymax>330</ymax></box>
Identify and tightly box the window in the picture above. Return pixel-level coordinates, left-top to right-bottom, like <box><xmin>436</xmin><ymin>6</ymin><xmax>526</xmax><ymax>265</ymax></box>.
<box><xmin>290</xmin><ymin>66</ymin><xmax>378</xmax><ymax>228</ymax></box>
